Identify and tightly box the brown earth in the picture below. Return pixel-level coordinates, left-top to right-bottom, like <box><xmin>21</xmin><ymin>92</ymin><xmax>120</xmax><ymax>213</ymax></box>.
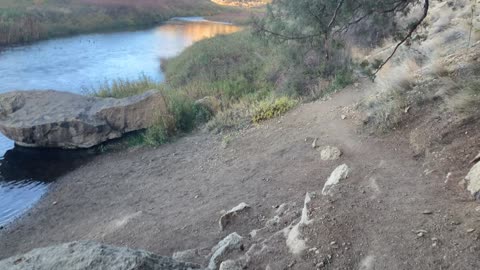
<box><xmin>1</xmin><ymin>83</ymin><xmax>480</xmax><ymax>269</ymax></box>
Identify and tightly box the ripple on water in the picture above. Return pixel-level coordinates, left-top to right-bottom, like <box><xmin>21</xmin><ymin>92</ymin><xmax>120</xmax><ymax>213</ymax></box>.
<box><xmin>0</xmin><ymin>180</ymin><xmax>48</xmax><ymax>227</ymax></box>
<box><xmin>0</xmin><ymin>18</ymin><xmax>241</xmax><ymax>228</ymax></box>
<box><xmin>0</xmin><ymin>134</ymin><xmax>95</xmax><ymax>227</ymax></box>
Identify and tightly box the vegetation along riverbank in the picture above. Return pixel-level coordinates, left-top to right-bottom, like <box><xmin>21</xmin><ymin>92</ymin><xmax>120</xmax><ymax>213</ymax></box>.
<box><xmin>0</xmin><ymin>0</ymin><xmax>231</xmax><ymax>46</ymax></box>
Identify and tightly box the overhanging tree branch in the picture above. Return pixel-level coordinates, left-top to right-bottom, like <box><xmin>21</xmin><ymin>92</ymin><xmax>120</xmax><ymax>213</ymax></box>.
<box><xmin>372</xmin><ymin>0</ymin><xmax>429</xmax><ymax>76</ymax></box>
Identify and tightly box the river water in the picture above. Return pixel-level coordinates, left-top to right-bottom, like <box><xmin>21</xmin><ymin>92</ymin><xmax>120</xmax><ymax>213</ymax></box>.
<box><xmin>0</xmin><ymin>18</ymin><xmax>240</xmax><ymax>227</ymax></box>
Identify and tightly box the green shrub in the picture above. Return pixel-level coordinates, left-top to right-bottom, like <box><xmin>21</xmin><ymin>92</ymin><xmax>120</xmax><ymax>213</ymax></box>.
<box><xmin>252</xmin><ymin>96</ymin><xmax>297</xmax><ymax>123</ymax></box>
<box><xmin>143</xmin><ymin>124</ymin><xmax>168</xmax><ymax>146</ymax></box>
<box><xmin>87</xmin><ymin>75</ymin><xmax>162</xmax><ymax>98</ymax></box>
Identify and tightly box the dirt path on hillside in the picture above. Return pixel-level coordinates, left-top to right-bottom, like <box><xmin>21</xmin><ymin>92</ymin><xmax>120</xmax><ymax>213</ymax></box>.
<box><xmin>1</xmin><ymin>84</ymin><xmax>479</xmax><ymax>269</ymax></box>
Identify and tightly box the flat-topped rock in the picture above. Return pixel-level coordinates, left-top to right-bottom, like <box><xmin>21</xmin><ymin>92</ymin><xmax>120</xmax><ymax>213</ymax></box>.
<box><xmin>0</xmin><ymin>90</ymin><xmax>166</xmax><ymax>149</ymax></box>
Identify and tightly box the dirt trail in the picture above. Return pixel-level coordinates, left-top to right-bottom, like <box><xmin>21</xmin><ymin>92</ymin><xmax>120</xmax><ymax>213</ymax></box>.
<box><xmin>1</xmin><ymin>84</ymin><xmax>479</xmax><ymax>269</ymax></box>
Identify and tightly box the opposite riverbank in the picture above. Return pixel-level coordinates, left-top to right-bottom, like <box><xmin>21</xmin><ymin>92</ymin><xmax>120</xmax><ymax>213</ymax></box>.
<box><xmin>0</xmin><ymin>0</ymin><xmax>249</xmax><ymax>47</ymax></box>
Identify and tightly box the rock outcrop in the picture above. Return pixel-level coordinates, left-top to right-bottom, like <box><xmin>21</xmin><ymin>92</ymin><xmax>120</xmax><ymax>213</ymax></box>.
<box><xmin>219</xmin><ymin>202</ymin><xmax>251</xmax><ymax>231</ymax></box>
<box><xmin>465</xmin><ymin>162</ymin><xmax>480</xmax><ymax>200</ymax></box>
<box><xmin>0</xmin><ymin>241</ymin><xmax>202</xmax><ymax>270</ymax></box>
<box><xmin>0</xmin><ymin>90</ymin><xmax>166</xmax><ymax>149</ymax></box>
<box><xmin>322</xmin><ymin>164</ymin><xmax>350</xmax><ymax>195</ymax></box>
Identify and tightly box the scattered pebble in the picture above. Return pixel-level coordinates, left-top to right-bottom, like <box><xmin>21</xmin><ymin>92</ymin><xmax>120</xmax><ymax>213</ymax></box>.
<box><xmin>341</xmin><ymin>115</ymin><xmax>347</xmax><ymax>120</ymax></box>
<box><xmin>467</xmin><ymin>228</ymin><xmax>476</xmax><ymax>233</ymax></box>
<box><xmin>414</xmin><ymin>229</ymin><xmax>428</xmax><ymax>237</ymax></box>
<box><xmin>422</xmin><ymin>210</ymin><xmax>433</xmax><ymax>215</ymax></box>
<box><xmin>52</xmin><ymin>201</ymin><xmax>57</xmax><ymax>206</ymax></box>
<box><xmin>312</xmin><ymin>138</ymin><xmax>319</xmax><ymax>149</ymax></box>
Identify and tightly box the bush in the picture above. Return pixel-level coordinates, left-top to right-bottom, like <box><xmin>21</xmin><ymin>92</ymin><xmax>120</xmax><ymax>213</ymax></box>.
<box><xmin>86</xmin><ymin>75</ymin><xmax>162</xmax><ymax>98</ymax></box>
<box><xmin>252</xmin><ymin>96</ymin><xmax>297</xmax><ymax>123</ymax></box>
<box><xmin>143</xmin><ymin>124</ymin><xmax>168</xmax><ymax>146</ymax></box>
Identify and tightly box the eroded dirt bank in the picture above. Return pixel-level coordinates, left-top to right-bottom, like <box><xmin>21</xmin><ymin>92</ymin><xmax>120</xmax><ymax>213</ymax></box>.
<box><xmin>1</xmin><ymin>85</ymin><xmax>479</xmax><ymax>269</ymax></box>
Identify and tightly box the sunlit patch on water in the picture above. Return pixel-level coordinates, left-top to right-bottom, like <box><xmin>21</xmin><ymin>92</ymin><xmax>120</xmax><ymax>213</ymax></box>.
<box><xmin>0</xmin><ymin>18</ymin><xmax>240</xmax><ymax>228</ymax></box>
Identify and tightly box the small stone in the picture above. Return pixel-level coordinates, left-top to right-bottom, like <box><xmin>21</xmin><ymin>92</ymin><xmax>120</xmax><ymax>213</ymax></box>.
<box><xmin>52</xmin><ymin>201</ymin><xmax>57</xmax><ymax>206</ymax></box>
<box><xmin>414</xmin><ymin>229</ymin><xmax>428</xmax><ymax>237</ymax></box>
<box><xmin>320</xmin><ymin>146</ymin><xmax>343</xmax><ymax>161</ymax></box>
<box><xmin>422</xmin><ymin>210</ymin><xmax>433</xmax><ymax>215</ymax></box>
<box><xmin>341</xmin><ymin>115</ymin><xmax>347</xmax><ymax>120</ymax></box>
<box><xmin>312</xmin><ymin>138</ymin><xmax>319</xmax><ymax>149</ymax></box>
<box><xmin>330</xmin><ymin>241</ymin><xmax>336</xmax><ymax>245</ymax></box>
<box><xmin>219</xmin><ymin>203</ymin><xmax>251</xmax><ymax>231</ymax></box>
<box><xmin>467</xmin><ymin>228</ymin><xmax>476</xmax><ymax>233</ymax></box>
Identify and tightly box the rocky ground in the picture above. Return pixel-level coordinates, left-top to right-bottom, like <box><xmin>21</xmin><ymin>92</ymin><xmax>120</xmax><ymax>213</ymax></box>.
<box><xmin>1</xmin><ymin>83</ymin><xmax>480</xmax><ymax>269</ymax></box>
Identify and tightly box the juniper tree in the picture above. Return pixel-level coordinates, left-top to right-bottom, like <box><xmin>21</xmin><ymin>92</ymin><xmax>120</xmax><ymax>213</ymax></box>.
<box><xmin>254</xmin><ymin>0</ymin><xmax>430</xmax><ymax>77</ymax></box>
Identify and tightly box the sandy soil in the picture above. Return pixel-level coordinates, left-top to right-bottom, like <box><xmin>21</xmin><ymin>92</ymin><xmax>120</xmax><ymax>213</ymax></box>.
<box><xmin>1</xmin><ymin>84</ymin><xmax>479</xmax><ymax>269</ymax></box>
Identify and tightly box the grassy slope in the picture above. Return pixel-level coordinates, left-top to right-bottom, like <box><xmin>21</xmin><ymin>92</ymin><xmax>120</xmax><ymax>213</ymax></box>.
<box><xmin>0</xmin><ymin>0</ymin><xmax>226</xmax><ymax>46</ymax></box>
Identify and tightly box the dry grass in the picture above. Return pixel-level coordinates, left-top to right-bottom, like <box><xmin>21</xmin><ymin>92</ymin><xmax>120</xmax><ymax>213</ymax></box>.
<box><xmin>447</xmin><ymin>80</ymin><xmax>480</xmax><ymax>115</ymax></box>
<box><xmin>361</xmin><ymin>0</ymin><xmax>479</xmax><ymax>133</ymax></box>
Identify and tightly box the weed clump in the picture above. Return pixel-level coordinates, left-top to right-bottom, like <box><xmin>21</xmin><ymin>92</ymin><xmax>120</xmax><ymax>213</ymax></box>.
<box><xmin>252</xmin><ymin>97</ymin><xmax>297</xmax><ymax>123</ymax></box>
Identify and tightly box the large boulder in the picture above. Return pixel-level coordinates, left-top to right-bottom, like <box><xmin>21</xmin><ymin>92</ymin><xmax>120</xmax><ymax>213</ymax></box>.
<box><xmin>0</xmin><ymin>90</ymin><xmax>166</xmax><ymax>149</ymax></box>
<box><xmin>0</xmin><ymin>241</ymin><xmax>203</xmax><ymax>270</ymax></box>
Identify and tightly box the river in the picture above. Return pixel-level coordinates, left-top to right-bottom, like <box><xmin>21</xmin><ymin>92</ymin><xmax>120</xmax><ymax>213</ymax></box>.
<box><xmin>0</xmin><ymin>18</ymin><xmax>240</xmax><ymax>227</ymax></box>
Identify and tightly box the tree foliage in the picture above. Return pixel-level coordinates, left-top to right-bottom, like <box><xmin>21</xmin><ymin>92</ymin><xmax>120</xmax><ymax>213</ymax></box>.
<box><xmin>254</xmin><ymin>0</ymin><xmax>429</xmax><ymax>77</ymax></box>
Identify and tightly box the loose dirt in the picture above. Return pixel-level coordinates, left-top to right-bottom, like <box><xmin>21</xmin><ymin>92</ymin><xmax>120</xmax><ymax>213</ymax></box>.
<box><xmin>1</xmin><ymin>84</ymin><xmax>479</xmax><ymax>269</ymax></box>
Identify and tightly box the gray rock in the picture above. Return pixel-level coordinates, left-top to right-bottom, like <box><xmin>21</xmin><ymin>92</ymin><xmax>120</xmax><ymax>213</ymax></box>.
<box><xmin>173</xmin><ymin>249</ymin><xmax>204</xmax><ymax>265</ymax></box>
<box><xmin>322</xmin><ymin>164</ymin><xmax>350</xmax><ymax>195</ymax></box>
<box><xmin>465</xmin><ymin>162</ymin><xmax>480</xmax><ymax>199</ymax></box>
<box><xmin>219</xmin><ymin>259</ymin><xmax>244</xmax><ymax>270</ymax></box>
<box><xmin>208</xmin><ymin>233</ymin><xmax>243</xmax><ymax>270</ymax></box>
<box><xmin>320</xmin><ymin>146</ymin><xmax>342</xmax><ymax>161</ymax></box>
<box><xmin>219</xmin><ymin>202</ymin><xmax>251</xmax><ymax>231</ymax></box>
<box><xmin>0</xmin><ymin>90</ymin><xmax>166</xmax><ymax>149</ymax></box>
<box><xmin>285</xmin><ymin>192</ymin><xmax>313</xmax><ymax>255</ymax></box>
<box><xmin>0</xmin><ymin>241</ymin><xmax>202</xmax><ymax>270</ymax></box>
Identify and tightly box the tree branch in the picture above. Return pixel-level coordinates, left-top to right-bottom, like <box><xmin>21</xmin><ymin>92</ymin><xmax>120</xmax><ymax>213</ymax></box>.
<box><xmin>373</xmin><ymin>0</ymin><xmax>429</xmax><ymax>76</ymax></box>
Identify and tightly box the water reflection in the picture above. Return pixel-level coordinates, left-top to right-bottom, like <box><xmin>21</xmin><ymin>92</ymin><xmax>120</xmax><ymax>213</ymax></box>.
<box><xmin>0</xmin><ymin>18</ymin><xmax>240</xmax><ymax>227</ymax></box>
<box><xmin>0</xmin><ymin>19</ymin><xmax>241</xmax><ymax>93</ymax></box>
<box><xmin>0</xmin><ymin>146</ymin><xmax>95</xmax><ymax>227</ymax></box>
